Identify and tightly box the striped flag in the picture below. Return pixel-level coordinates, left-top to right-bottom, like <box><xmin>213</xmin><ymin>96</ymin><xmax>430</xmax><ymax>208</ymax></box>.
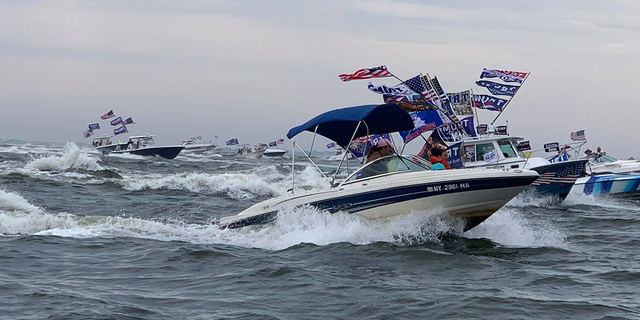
<box><xmin>100</xmin><ymin>110</ymin><xmax>115</xmax><ymax>120</ymax></box>
<box><xmin>276</xmin><ymin>139</ymin><xmax>284</xmax><ymax>144</ymax></box>
<box><xmin>531</xmin><ymin>162</ymin><xmax>584</xmax><ymax>186</ymax></box>
<box><xmin>339</xmin><ymin>65</ymin><xmax>393</xmax><ymax>82</ymax></box>
<box><xmin>570</xmin><ymin>130</ymin><xmax>586</xmax><ymax>141</ymax></box>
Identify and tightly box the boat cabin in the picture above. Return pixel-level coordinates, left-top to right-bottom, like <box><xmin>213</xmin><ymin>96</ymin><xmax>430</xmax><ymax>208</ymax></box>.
<box><xmin>118</xmin><ymin>135</ymin><xmax>155</xmax><ymax>150</ymax></box>
<box><xmin>92</xmin><ymin>136</ymin><xmax>113</xmax><ymax>147</ymax></box>
<box><xmin>460</xmin><ymin>135</ymin><xmax>537</xmax><ymax>169</ymax></box>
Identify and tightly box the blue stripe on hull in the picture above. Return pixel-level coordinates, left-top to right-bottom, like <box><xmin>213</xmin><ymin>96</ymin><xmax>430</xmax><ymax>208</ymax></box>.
<box><xmin>223</xmin><ymin>176</ymin><xmax>537</xmax><ymax>231</ymax></box>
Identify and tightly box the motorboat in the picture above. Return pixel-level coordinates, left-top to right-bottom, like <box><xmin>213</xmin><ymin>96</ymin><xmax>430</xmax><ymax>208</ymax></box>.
<box><xmin>460</xmin><ymin>134</ymin><xmax>587</xmax><ymax>201</ymax></box>
<box><xmin>263</xmin><ymin>149</ymin><xmax>287</xmax><ymax>158</ymax></box>
<box><xmin>327</xmin><ymin>148</ymin><xmax>357</xmax><ymax>161</ymax></box>
<box><xmin>219</xmin><ymin>103</ymin><xmax>539</xmax><ymax>232</ymax></box>
<box><xmin>91</xmin><ymin>136</ymin><xmax>119</xmax><ymax>155</ymax></box>
<box><xmin>571</xmin><ymin>153</ymin><xmax>640</xmax><ymax>197</ymax></box>
<box><xmin>109</xmin><ymin>135</ymin><xmax>184</xmax><ymax>159</ymax></box>
<box><xmin>236</xmin><ymin>144</ymin><xmax>267</xmax><ymax>158</ymax></box>
<box><xmin>180</xmin><ymin>139</ymin><xmax>219</xmax><ymax>154</ymax></box>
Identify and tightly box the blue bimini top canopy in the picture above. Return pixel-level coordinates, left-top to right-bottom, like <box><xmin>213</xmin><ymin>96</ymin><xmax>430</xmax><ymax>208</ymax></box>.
<box><xmin>286</xmin><ymin>103</ymin><xmax>414</xmax><ymax>148</ymax></box>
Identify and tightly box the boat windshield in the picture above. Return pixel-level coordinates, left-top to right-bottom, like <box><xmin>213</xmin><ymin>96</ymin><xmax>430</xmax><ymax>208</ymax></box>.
<box><xmin>590</xmin><ymin>154</ymin><xmax>618</xmax><ymax>164</ymax></box>
<box><xmin>498</xmin><ymin>140</ymin><xmax>518</xmax><ymax>158</ymax></box>
<box><xmin>342</xmin><ymin>155</ymin><xmax>428</xmax><ymax>184</ymax></box>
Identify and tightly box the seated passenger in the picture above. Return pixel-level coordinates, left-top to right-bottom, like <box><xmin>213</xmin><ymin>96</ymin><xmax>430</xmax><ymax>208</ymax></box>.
<box><xmin>430</xmin><ymin>148</ymin><xmax>451</xmax><ymax>170</ymax></box>
<box><xmin>431</xmin><ymin>163</ymin><xmax>446</xmax><ymax>170</ymax></box>
<box><xmin>366</xmin><ymin>139</ymin><xmax>394</xmax><ymax>163</ymax></box>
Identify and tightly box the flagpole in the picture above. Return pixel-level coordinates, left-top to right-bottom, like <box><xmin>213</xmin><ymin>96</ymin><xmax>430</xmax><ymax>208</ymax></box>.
<box><xmin>471</xmin><ymin>88</ymin><xmax>480</xmax><ymax>128</ymax></box>
<box><xmin>490</xmin><ymin>72</ymin><xmax>530</xmax><ymax>125</ymax></box>
<box><xmin>424</xmin><ymin>73</ymin><xmax>468</xmax><ymax>137</ymax></box>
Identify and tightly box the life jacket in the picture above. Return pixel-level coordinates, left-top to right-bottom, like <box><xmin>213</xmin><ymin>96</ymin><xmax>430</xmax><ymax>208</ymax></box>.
<box><xmin>430</xmin><ymin>155</ymin><xmax>451</xmax><ymax>170</ymax></box>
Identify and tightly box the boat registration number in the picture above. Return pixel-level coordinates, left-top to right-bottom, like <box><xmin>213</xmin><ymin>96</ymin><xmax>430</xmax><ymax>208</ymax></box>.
<box><xmin>426</xmin><ymin>183</ymin><xmax>470</xmax><ymax>192</ymax></box>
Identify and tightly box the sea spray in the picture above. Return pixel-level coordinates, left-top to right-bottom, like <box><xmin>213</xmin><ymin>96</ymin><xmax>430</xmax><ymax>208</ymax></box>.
<box><xmin>24</xmin><ymin>142</ymin><xmax>103</xmax><ymax>172</ymax></box>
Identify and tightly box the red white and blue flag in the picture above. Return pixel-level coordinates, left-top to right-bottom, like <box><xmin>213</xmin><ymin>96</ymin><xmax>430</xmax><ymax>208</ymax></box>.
<box><xmin>531</xmin><ymin>162</ymin><xmax>584</xmax><ymax>186</ymax></box>
<box><xmin>113</xmin><ymin>126</ymin><xmax>128</xmax><ymax>136</ymax></box>
<box><xmin>268</xmin><ymin>141</ymin><xmax>277</xmax><ymax>147</ymax></box>
<box><xmin>570</xmin><ymin>130</ymin><xmax>586</xmax><ymax>141</ymax></box>
<box><xmin>472</xmin><ymin>94</ymin><xmax>508</xmax><ymax>112</ymax></box>
<box><xmin>476</xmin><ymin>80</ymin><xmax>519</xmax><ymax>96</ymax></box>
<box><xmin>277</xmin><ymin>139</ymin><xmax>284</xmax><ymax>144</ymax></box>
<box><xmin>480</xmin><ymin>68</ymin><xmax>528</xmax><ymax>84</ymax></box>
<box><xmin>110</xmin><ymin>117</ymin><xmax>123</xmax><ymax>126</ymax></box>
<box><xmin>101</xmin><ymin>110</ymin><xmax>115</xmax><ymax>120</ymax></box>
<box><xmin>83</xmin><ymin>130</ymin><xmax>94</xmax><ymax>138</ymax></box>
<box><xmin>339</xmin><ymin>65</ymin><xmax>393</xmax><ymax>82</ymax></box>
<box><xmin>123</xmin><ymin>117</ymin><xmax>135</xmax><ymax>125</ymax></box>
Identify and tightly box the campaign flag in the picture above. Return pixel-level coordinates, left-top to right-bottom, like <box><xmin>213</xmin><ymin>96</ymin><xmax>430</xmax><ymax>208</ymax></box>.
<box><xmin>472</xmin><ymin>94</ymin><xmax>509</xmax><ymax>112</ymax></box>
<box><xmin>549</xmin><ymin>151</ymin><xmax>570</xmax><ymax>163</ymax></box>
<box><xmin>476</xmin><ymin>80</ymin><xmax>519</xmax><ymax>96</ymax></box>
<box><xmin>268</xmin><ymin>141</ymin><xmax>277</xmax><ymax>147</ymax></box>
<box><xmin>83</xmin><ymin>130</ymin><xmax>94</xmax><ymax>138</ymax></box>
<box><xmin>368</xmin><ymin>82</ymin><xmax>412</xmax><ymax>101</ymax></box>
<box><xmin>339</xmin><ymin>65</ymin><xmax>393</xmax><ymax>82</ymax></box>
<box><xmin>113</xmin><ymin>126</ymin><xmax>128</xmax><ymax>136</ymax></box>
<box><xmin>460</xmin><ymin>116</ymin><xmax>476</xmax><ymax>137</ymax></box>
<box><xmin>476</xmin><ymin>124</ymin><xmax>488</xmax><ymax>135</ymax></box>
<box><xmin>326</xmin><ymin>142</ymin><xmax>336</xmax><ymax>149</ymax></box>
<box><xmin>398</xmin><ymin>110</ymin><xmax>444</xmax><ymax>143</ymax></box>
<box><xmin>480</xmin><ymin>68</ymin><xmax>529</xmax><ymax>84</ymax></box>
<box><xmin>495</xmin><ymin>125</ymin><xmax>508</xmax><ymax>135</ymax></box>
<box><xmin>277</xmin><ymin>139</ymin><xmax>284</xmax><ymax>144</ymax></box>
<box><xmin>483</xmin><ymin>149</ymin><xmax>499</xmax><ymax>163</ymax></box>
<box><xmin>348</xmin><ymin>136</ymin><xmax>372</xmax><ymax>158</ymax></box>
<box><xmin>214</xmin><ymin>135</ymin><xmax>219</xmax><ymax>138</ymax></box>
<box><xmin>110</xmin><ymin>117</ymin><xmax>123</xmax><ymax>126</ymax></box>
<box><xmin>517</xmin><ymin>141</ymin><xmax>531</xmax><ymax>151</ymax></box>
<box><xmin>226</xmin><ymin>138</ymin><xmax>239</xmax><ymax>146</ymax></box>
<box><xmin>100</xmin><ymin>110</ymin><xmax>115</xmax><ymax>120</ymax></box>
<box><xmin>123</xmin><ymin>117</ymin><xmax>135</xmax><ymax>125</ymax></box>
<box><xmin>446</xmin><ymin>142</ymin><xmax>464</xmax><ymax>169</ymax></box>
<box><xmin>88</xmin><ymin>123</ymin><xmax>100</xmax><ymax>131</ymax></box>
<box><xmin>417</xmin><ymin>129</ymin><xmax>447</xmax><ymax>160</ymax></box>
<box><xmin>570</xmin><ymin>130</ymin><xmax>586</xmax><ymax>141</ymax></box>
<box><xmin>544</xmin><ymin>142</ymin><xmax>560</xmax><ymax>153</ymax></box>
<box><xmin>447</xmin><ymin>90</ymin><xmax>474</xmax><ymax>116</ymax></box>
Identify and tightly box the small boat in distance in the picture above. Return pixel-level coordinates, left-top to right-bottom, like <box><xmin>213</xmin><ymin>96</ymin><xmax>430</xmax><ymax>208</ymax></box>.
<box><xmin>92</xmin><ymin>136</ymin><xmax>119</xmax><ymax>155</ymax></box>
<box><xmin>180</xmin><ymin>139</ymin><xmax>220</xmax><ymax>154</ymax></box>
<box><xmin>236</xmin><ymin>144</ymin><xmax>267</xmax><ymax>158</ymax></box>
<box><xmin>110</xmin><ymin>134</ymin><xmax>184</xmax><ymax>159</ymax></box>
<box><xmin>263</xmin><ymin>148</ymin><xmax>287</xmax><ymax>158</ymax></box>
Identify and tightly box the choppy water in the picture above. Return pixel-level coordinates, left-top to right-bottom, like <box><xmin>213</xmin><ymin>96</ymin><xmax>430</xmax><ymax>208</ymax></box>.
<box><xmin>1</xmin><ymin>142</ymin><xmax>639</xmax><ymax>319</ymax></box>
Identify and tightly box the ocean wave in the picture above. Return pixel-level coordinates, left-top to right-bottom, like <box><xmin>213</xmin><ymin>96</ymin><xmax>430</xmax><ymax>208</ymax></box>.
<box><xmin>24</xmin><ymin>142</ymin><xmax>103</xmax><ymax>172</ymax></box>
<box><xmin>0</xmin><ymin>189</ymin><xmax>43</xmax><ymax>214</ymax></box>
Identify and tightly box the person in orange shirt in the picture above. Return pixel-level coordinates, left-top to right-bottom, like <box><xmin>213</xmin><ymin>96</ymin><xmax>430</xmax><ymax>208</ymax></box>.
<box><xmin>430</xmin><ymin>148</ymin><xmax>451</xmax><ymax>170</ymax></box>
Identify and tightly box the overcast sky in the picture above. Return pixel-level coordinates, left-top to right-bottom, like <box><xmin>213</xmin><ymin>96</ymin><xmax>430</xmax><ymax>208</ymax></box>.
<box><xmin>1</xmin><ymin>0</ymin><xmax>639</xmax><ymax>157</ymax></box>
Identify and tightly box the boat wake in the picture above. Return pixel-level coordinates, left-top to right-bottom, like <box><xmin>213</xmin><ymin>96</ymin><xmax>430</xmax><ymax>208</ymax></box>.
<box><xmin>0</xmin><ymin>188</ymin><xmax>570</xmax><ymax>251</ymax></box>
<box><xmin>24</xmin><ymin>142</ymin><xmax>104</xmax><ymax>172</ymax></box>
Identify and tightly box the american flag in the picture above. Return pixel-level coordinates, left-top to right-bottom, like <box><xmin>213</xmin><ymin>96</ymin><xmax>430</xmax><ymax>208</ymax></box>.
<box><xmin>531</xmin><ymin>162</ymin><xmax>585</xmax><ymax>186</ymax></box>
<box><xmin>339</xmin><ymin>65</ymin><xmax>393</xmax><ymax>82</ymax></box>
<box><xmin>403</xmin><ymin>75</ymin><xmax>437</xmax><ymax>108</ymax></box>
<box><xmin>276</xmin><ymin>139</ymin><xmax>284</xmax><ymax>144</ymax></box>
<box><xmin>571</xmin><ymin>130</ymin><xmax>586</xmax><ymax>141</ymax></box>
<box><xmin>100</xmin><ymin>110</ymin><xmax>115</xmax><ymax>120</ymax></box>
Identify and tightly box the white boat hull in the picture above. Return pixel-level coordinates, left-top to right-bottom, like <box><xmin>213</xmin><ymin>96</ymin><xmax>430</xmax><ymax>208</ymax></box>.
<box><xmin>572</xmin><ymin>174</ymin><xmax>640</xmax><ymax>198</ymax></box>
<box><xmin>219</xmin><ymin>168</ymin><xmax>538</xmax><ymax>232</ymax></box>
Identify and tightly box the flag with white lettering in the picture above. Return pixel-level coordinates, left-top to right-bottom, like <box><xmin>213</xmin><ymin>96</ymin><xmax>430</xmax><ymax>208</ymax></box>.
<box><xmin>476</xmin><ymin>80</ymin><xmax>519</xmax><ymax>96</ymax></box>
<box><xmin>367</xmin><ymin>82</ymin><xmax>412</xmax><ymax>101</ymax></box>
<box><xmin>226</xmin><ymin>138</ymin><xmax>239</xmax><ymax>146</ymax></box>
<box><xmin>268</xmin><ymin>141</ymin><xmax>277</xmax><ymax>147</ymax></box>
<box><xmin>480</xmin><ymin>68</ymin><xmax>529</xmax><ymax>84</ymax></box>
<box><xmin>483</xmin><ymin>149</ymin><xmax>499</xmax><ymax>163</ymax></box>
<box><xmin>517</xmin><ymin>141</ymin><xmax>531</xmax><ymax>151</ymax></box>
<box><xmin>113</xmin><ymin>126</ymin><xmax>128</xmax><ymax>136</ymax></box>
<box><xmin>399</xmin><ymin>110</ymin><xmax>444</xmax><ymax>143</ymax></box>
<box><xmin>472</xmin><ymin>94</ymin><xmax>508</xmax><ymax>112</ymax></box>
<box><xmin>544</xmin><ymin>142</ymin><xmax>560</xmax><ymax>153</ymax></box>
<box><xmin>326</xmin><ymin>142</ymin><xmax>336</xmax><ymax>149</ymax></box>
<box><xmin>110</xmin><ymin>117</ymin><xmax>123</xmax><ymax>126</ymax></box>
<box><xmin>339</xmin><ymin>65</ymin><xmax>393</xmax><ymax>82</ymax></box>
<box><xmin>88</xmin><ymin>123</ymin><xmax>100</xmax><ymax>131</ymax></box>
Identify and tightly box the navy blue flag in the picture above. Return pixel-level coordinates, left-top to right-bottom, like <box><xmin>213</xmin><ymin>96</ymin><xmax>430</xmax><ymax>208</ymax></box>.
<box><xmin>123</xmin><ymin>117</ymin><xmax>135</xmax><ymax>125</ymax></box>
<box><xmin>88</xmin><ymin>123</ymin><xmax>100</xmax><ymax>131</ymax></box>
<box><xmin>268</xmin><ymin>141</ymin><xmax>277</xmax><ymax>147</ymax></box>
<box><xmin>517</xmin><ymin>141</ymin><xmax>531</xmax><ymax>151</ymax></box>
<box><xmin>434</xmin><ymin>116</ymin><xmax>476</xmax><ymax>142</ymax></box>
<box><xmin>110</xmin><ymin>116</ymin><xmax>123</xmax><ymax>126</ymax></box>
<box><xmin>404</xmin><ymin>75</ymin><xmax>427</xmax><ymax>95</ymax></box>
<box><xmin>399</xmin><ymin>110</ymin><xmax>444</xmax><ymax>143</ymax></box>
<box><xmin>226</xmin><ymin>138</ymin><xmax>239</xmax><ymax>146</ymax></box>
<box><xmin>544</xmin><ymin>142</ymin><xmax>559</xmax><ymax>153</ymax></box>
<box><xmin>430</xmin><ymin>76</ymin><xmax>459</xmax><ymax>124</ymax></box>
<box><xmin>496</xmin><ymin>125</ymin><xmax>508</xmax><ymax>135</ymax></box>
<box><xmin>113</xmin><ymin>126</ymin><xmax>128</xmax><ymax>136</ymax></box>
<box><xmin>476</xmin><ymin>81</ymin><xmax>519</xmax><ymax>96</ymax></box>
<box><xmin>326</xmin><ymin>142</ymin><xmax>336</xmax><ymax>149</ymax></box>
<box><xmin>446</xmin><ymin>142</ymin><xmax>464</xmax><ymax>169</ymax></box>
<box><xmin>480</xmin><ymin>69</ymin><xmax>528</xmax><ymax>84</ymax></box>
<box><xmin>472</xmin><ymin>94</ymin><xmax>508</xmax><ymax>112</ymax></box>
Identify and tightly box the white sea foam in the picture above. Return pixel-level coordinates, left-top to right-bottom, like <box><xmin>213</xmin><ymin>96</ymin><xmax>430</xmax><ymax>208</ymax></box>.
<box><xmin>465</xmin><ymin>208</ymin><xmax>570</xmax><ymax>250</ymax></box>
<box><xmin>24</xmin><ymin>142</ymin><xmax>103</xmax><ymax>172</ymax></box>
<box><xmin>563</xmin><ymin>191</ymin><xmax>640</xmax><ymax>211</ymax></box>
<box><xmin>0</xmin><ymin>189</ymin><xmax>43</xmax><ymax>214</ymax></box>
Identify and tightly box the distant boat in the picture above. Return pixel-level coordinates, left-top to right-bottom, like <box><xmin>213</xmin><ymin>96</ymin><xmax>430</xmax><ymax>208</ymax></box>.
<box><xmin>109</xmin><ymin>135</ymin><xmax>184</xmax><ymax>159</ymax></box>
<box><xmin>236</xmin><ymin>144</ymin><xmax>267</xmax><ymax>158</ymax></box>
<box><xmin>92</xmin><ymin>136</ymin><xmax>120</xmax><ymax>155</ymax></box>
<box><xmin>263</xmin><ymin>148</ymin><xmax>287</xmax><ymax>158</ymax></box>
<box><xmin>180</xmin><ymin>139</ymin><xmax>220</xmax><ymax>154</ymax></box>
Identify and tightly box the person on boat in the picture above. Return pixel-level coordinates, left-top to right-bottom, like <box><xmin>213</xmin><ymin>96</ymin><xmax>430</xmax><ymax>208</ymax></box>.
<box><xmin>127</xmin><ymin>139</ymin><xmax>134</xmax><ymax>150</ymax></box>
<box><xmin>585</xmin><ymin>148</ymin><xmax>593</xmax><ymax>157</ymax></box>
<box><xmin>430</xmin><ymin>148</ymin><xmax>451</xmax><ymax>170</ymax></box>
<box><xmin>366</xmin><ymin>139</ymin><xmax>394</xmax><ymax>163</ymax></box>
<box><xmin>595</xmin><ymin>146</ymin><xmax>606</xmax><ymax>159</ymax></box>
